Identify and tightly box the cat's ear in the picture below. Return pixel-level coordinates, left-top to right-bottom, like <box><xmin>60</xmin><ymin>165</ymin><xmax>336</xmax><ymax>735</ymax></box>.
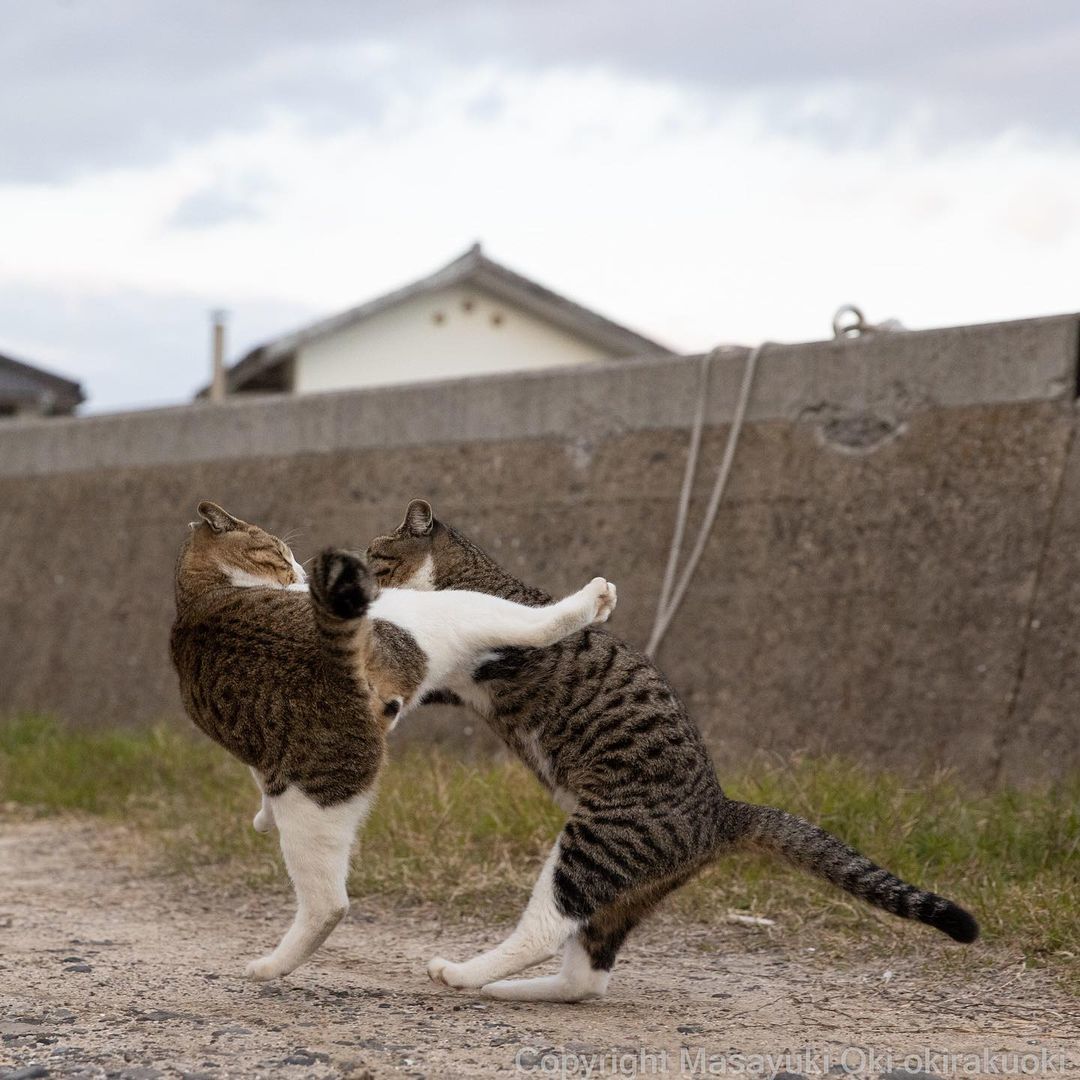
<box><xmin>402</xmin><ymin>499</ymin><xmax>434</xmax><ymax>537</ymax></box>
<box><xmin>197</xmin><ymin>501</ymin><xmax>241</xmax><ymax>534</ymax></box>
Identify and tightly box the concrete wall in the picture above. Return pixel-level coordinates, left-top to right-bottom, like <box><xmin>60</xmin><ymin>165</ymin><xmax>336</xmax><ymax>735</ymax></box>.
<box><xmin>294</xmin><ymin>284</ymin><xmax>611</xmax><ymax>394</ymax></box>
<box><xmin>1</xmin><ymin>313</ymin><xmax>1078</xmax><ymax>785</ymax></box>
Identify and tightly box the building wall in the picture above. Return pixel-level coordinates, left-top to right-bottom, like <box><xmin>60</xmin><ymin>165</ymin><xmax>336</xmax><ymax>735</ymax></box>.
<box><xmin>293</xmin><ymin>284</ymin><xmax>613</xmax><ymax>393</ymax></box>
<box><xmin>1</xmin><ymin>313</ymin><xmax>1078</xmax><ymax>787</ymax></box>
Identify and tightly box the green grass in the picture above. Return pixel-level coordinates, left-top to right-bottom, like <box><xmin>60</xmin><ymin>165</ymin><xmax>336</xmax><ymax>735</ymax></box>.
<box><xmin>1</xmin><ymin>715</ymin><xmax>1077</xmax><ymax>980</ymax></box>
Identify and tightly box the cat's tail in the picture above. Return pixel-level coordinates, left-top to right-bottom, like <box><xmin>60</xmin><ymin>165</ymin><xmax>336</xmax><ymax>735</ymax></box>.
<box><xmin>720</xmin><ymin>800</ymin><xmax>979</xmax><ymax>943</ymax></box>
<box><xmin>308</xmin><ymin>548</ymin><xmax>379</xmax><ymax>662</ymax></box>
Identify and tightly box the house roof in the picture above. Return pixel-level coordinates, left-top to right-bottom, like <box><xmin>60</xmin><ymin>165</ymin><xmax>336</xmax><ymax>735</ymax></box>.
<box><xmin>0</xmin><ymin>350</ymin><xmax>84</xmax><ymax>411</ymax></box>
<box><xmin>219</xmin><ymin>244</ymin><xmax>674</xmax><ymax>393</ymax></box>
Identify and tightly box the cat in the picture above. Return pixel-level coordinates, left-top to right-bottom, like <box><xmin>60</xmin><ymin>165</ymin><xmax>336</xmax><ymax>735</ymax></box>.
<box><xmin>169</xmin><ymin>501</ymin><xmax>617</xmax><ymax>981</ymax></box>
<box><xmin>365</xmin><ymin>499</ymin><xmax>979</xmax><ymax>1003</ymax></box>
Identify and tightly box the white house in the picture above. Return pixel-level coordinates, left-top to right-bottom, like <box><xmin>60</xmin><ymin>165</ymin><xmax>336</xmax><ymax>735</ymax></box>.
<box><xmin>217</xmin><ymin>244</ymin><xmax>672</xmax><ymax>396</ymax></box>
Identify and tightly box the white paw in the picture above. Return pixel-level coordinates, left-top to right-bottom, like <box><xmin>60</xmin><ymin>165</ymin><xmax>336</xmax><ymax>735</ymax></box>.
<box><xmin>480</xmin><ymin>978</ymin><xmax>526</xmax><ymax>1000</ymax></box>
<box><xmin>245</xmin><ymin>955</ymin><xmax>289</xmax><ymax>981</ymax></box>
<box><xmin>587</xmin><ymin>578</ymin><xmax>617</xmax><ymax>624</ymax></box>
<box><xmin>252</xmin><ymin>810</ymin><xmax>274</xmax><ymax>834</ymax></box>
<box><xmin>480</xmin><ymin>978</ymin><xmax>592</xmax><ymax>1002</ymax></box>
<box><xmin>427</xmin><ymin>956</ymin><xmax>470</xmax><ymax>989</ymax></box>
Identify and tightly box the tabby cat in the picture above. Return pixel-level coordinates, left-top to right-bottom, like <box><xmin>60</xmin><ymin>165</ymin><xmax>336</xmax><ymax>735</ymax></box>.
<box><xmin>170</xmin><ymin>501</ymin><xmax>617</xmax><ymax>981</ymax></box>
<box><xmin>366</xmin><ymin>500</ymin><xmax>979</xmax><ymax>1003</ymax></box>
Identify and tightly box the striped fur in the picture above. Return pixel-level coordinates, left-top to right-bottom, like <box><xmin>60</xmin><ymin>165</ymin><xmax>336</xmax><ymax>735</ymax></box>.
<box><xmin>367</xmin><ymin>501</ymin><xmax>978</xmax><ymax>999</ymax></box>
<box><xmin>721</xmin><ymin>802</ymin><xmax>977</xmax><ymax>942</ymax></box>
<box><xmin>170</xmin><ymin>506</ymin><xmax>618</xmax><ymax>982</ymax></box>
<box><xmin>170</xmin><ymin>507</ymin><xmax>389</xmax><ymax>981</ymax></box>
<box><xmin>171</xmin><ymin>511</ymin><xmax>386</xmax><ymax>807</ymax></box>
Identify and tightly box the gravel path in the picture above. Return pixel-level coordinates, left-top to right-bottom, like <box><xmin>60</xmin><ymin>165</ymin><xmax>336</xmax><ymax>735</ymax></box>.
<box><xmin>0</xmin><ymin>819</ymin><xmax>1075</xmax><ymax>1079</ymax></box>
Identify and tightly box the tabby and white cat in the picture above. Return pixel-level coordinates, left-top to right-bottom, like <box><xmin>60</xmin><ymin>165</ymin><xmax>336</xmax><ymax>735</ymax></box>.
<box><xmin>170</xmin><ymin>501</ymin><xmax>616</xmax><ymax>981</ymax></box>
<box><xmin>366</xmin><ymin>500</ymin><xmax>979</xmax><ymax>1003</ymax></box>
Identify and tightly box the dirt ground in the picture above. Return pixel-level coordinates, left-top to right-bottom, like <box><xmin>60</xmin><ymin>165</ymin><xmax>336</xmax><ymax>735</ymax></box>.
<box><xmin>0</xmin><ymin>819</ymin><xmax>1075</xmax><ymax>1080</ymax></box>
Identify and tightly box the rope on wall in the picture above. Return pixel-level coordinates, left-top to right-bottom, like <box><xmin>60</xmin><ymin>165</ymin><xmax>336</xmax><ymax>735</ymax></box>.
<box><xmin>645</xmin><ymin>305</ymin><xmax>905</xmax><ymax>659</ymax></box>
<box><xmin>644</xmin><ymin>341</ymin><xmax>768</xmax><ymax>659</ymax></box>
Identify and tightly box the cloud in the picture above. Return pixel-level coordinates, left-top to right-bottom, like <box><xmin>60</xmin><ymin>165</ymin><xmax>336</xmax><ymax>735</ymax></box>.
<box><xmin>0</xmin><ymin>282</ymin><xmax>315</xmax><ymax>412</ymax></box>
<box><xmin>4</xmin><ymin>1</ymin><xmax>1080</xmax><ymax>182</ymax></box>
<box><xmin>168</xmin><ymin>176</ymin><xmax>272</xmax><ymax>230</ymax></box>
<box><xmin>4</xmin><ymin>74</ymin><xmax>1079</xmax><ymax>414</ymax></box>
<box><xmin>3</xmin><ymin>5</ymin><xmax>1080</xmax><ymax>415</ymax></box>
<box><xmin>0</xmin><ymin>1</ymin><xmax>394</xmax><ymax>182</ymax></box>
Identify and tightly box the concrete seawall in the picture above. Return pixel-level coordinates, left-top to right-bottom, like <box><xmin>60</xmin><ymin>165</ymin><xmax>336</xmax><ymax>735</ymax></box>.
<box><xmin>2</xmin><ymin>313</ymin><xmax>1077</xmax><ymax>784</ymax></box>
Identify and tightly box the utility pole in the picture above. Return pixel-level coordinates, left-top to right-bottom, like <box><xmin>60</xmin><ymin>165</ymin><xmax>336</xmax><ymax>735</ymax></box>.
<box><xmin>209</xmin><ymin>309</ymin><xmax>228</xmax><ymax>403</ymax></box>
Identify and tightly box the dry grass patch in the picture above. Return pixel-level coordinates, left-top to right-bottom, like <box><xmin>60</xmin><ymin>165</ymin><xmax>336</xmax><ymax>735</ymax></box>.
<box><xmin>1</xmin><ymin>716</ymin><xmax>1075</xmax><ymax>985</ymax></box>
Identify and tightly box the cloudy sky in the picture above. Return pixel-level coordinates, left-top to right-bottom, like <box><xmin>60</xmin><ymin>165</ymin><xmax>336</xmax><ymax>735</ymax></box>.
<box><xmin>3</xmin><ymin>1</ymin><xmax>1080</xmax><ymax>412</ymax></box>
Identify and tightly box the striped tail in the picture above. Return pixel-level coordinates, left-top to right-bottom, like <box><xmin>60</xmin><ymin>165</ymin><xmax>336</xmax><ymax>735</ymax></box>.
<box><xmin>722</xmin><ymin>800</ymin><xmax>979</xmax><ymax>943</ymax></box>
<box><xmin>308</xmin><ymin>548</ymin><xmax>378</xmax><ymax>662</ymax></box>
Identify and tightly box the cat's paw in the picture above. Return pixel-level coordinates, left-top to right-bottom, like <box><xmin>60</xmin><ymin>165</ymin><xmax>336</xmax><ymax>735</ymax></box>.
<box><xmin>586</xmin><ymin>577</ymin><xmax>617</xmax><ymax>624</ymax></box>
<box><xmin>252</xmin><ymin>808</ymin><xmax>274</xmax><ymax>834</ymax></box>
<box><xmin>427</xmin><ymin>956</ymin><xmax>468</xmax><ymax>989</ymax></box>
<box><xmin>310</xmin><ymin>548</ymin><xmax>378</xmax><ymax>621</ymax></box>
<box><xmin>244</xmin><ymin>955</ymin><xmax>289</xmax><ymax>981</ymax></box>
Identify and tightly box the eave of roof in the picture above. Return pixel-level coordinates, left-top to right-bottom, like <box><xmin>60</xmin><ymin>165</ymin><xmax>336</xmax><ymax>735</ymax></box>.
<box><xmin>221</xmin><ymin>244</ymin><xmax>674</xmax><ymax>393</ymax></box>
<box><xmin>0</xmin><ymin>351</ymin><xmax>85</xmax><ymax>405</ymax></box>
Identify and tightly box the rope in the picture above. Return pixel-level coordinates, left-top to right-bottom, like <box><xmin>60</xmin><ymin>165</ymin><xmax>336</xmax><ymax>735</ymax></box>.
<box><xmin>650</xmin><ymin>349</ymin><xmax>713</xmax><ymax>643</ymax></box>
<box><xmin>645</xmin><ymin>341</ymin><xmax>767</xmax><ymax>659</ymax></box>
<box><xmin>645</xmin><ymin>304</ymin><xmax>902</xmax><ymax>657</ymax></box>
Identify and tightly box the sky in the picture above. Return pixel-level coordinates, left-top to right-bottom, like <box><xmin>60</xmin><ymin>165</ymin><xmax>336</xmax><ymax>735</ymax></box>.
<box><xmin>3</xmin><ymin>1</ymin><xmax>1080</xmax><ymax>413</ymax></box>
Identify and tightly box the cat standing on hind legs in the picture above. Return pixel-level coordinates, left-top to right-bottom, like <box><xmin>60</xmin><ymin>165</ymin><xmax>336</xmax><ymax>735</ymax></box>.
<box><xmin>367</xmin><ymin>500</ymin><xmax>980</xmax><ymax>1003</ymax></box>
<box><xmin>170</xmin><ymin>501</ymin><xmax>617</xmax><ymax>981</ymax></box>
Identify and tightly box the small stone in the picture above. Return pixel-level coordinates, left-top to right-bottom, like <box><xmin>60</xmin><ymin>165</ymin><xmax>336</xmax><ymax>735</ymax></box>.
<box><xmin>132</xmin><ymin>1010</ymin><xmax>183</xmax><ymax>1022</ymax></box>
<box><xmin>4</xmin><ymin>1068</ymin><xmax>50</xmax><ymax>1079</ymax></box>
<box><xmin>284</xmin><ymin>1049</ymin><xmax>329</xmax><ymax>1066</ymax></box>
<box><xmin>677</xmin><ymin>1024</ymin><xmax>703</xmax><ymax>1034</ymax></box>
<box><xmin>63</xmin><ymin>964</ymin><xmax>92</xmax><ymax>973</ymax></box>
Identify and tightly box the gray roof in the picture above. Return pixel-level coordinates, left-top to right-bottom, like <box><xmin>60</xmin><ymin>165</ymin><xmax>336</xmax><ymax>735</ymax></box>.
<box><xmin>0</xmin><ymin>350</ymin><xmax>84</xmax><ymax>412</ymax></box>
<box><xmin>221</xmin><ymin>244</ymin><xmax>674</xmax><ymax>393</ymax></box>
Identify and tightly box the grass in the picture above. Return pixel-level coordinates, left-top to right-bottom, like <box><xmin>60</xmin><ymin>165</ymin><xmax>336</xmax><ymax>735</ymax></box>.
<box><xmin>1</xmin><ymin>715</ymin><xmax>1077</xmax><ymax>981</ymax></box>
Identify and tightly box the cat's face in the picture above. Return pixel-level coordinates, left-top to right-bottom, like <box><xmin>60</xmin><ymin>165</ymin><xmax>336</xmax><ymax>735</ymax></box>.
<box><xmin>366</xmin><ymin>499</ymin><xmax>438</xmax><ymax>590</ymax></box>
<box><xmin>180</xmin><ymin>502</ymin><xmax>306</xmax><ymax>589</ymax></box>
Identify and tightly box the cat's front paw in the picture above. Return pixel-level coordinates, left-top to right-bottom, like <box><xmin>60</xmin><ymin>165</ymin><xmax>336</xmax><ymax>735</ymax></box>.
<box><xmin>586</xmin><ymin>578</ymin><xmax>617</xmax><ymax>624</ymax></box>
<box><xmin>427</xmin><ymin>956</ymin><xmax>468</xmax><ymax>989</ymax></box>
<box><xmin>252</xmin><ymin>808</ymin><xmax>274</xmax><ymax>834</ymax></box>
<box><xmin>245</xmin><ymin>955</ymin><xmax>289</xmax><ymax>982</ymax></box>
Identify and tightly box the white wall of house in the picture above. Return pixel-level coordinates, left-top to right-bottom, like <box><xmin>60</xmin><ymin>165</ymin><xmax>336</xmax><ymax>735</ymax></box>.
<box><xmin>293</xmin><ymin>284</ymin><xmax>612</xmax><ymax>394</ymax></box>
